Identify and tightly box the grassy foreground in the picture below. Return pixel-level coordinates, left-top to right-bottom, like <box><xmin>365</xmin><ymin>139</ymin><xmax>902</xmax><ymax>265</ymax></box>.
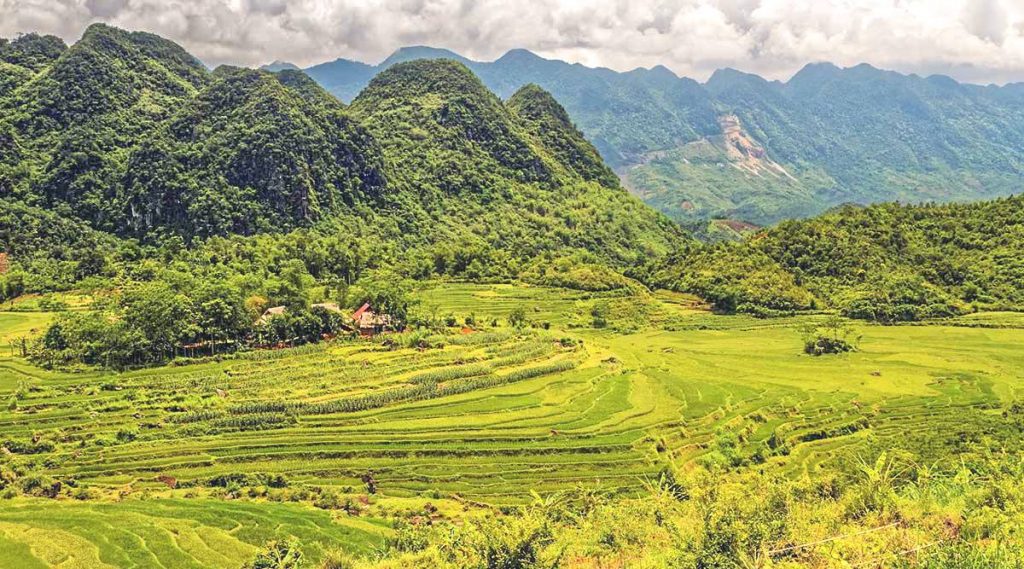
<box><xmin>2</xmin><ymin>283</ymin><xmax>1024</xmax><ymax>567</ymax></box>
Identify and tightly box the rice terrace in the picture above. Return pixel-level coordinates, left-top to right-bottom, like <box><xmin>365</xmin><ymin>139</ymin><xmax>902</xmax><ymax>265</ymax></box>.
<box><xmin>1</xmin><ymin>283</ymin><xmax>1023</xmax><ymax>567</ymax></box>
<box><xmin>4</xmin><ymin>5</ymin><xmax>1024</xmax><ymax>568</ymax></box>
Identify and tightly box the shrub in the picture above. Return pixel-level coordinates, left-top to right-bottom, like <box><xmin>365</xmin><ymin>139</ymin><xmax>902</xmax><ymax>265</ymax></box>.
<box><xmin>313</xmin><ymin>490</ymin><xmax>344</xmax><ymax>510</ymax></box>
<box><xmin>507</xmin><ymin>307</ymin><xmax>527</xmax><ymax>328</ymax></box>
<box><xmin>318</xmin><ymin>549</ymin><xmax>358</xmax><ymax>569</ymax></box>
<box><xmin>3</xmin><ymin>439</ymin><xmax>54</xmax><ymax>454</ymax></box>
<box><xmin>590</xmin><ymin>301</ymin><xmax>609</xmax><ymax>328</ymax></box>
<box><xmin>804</xmin><ymin>335</ymin><xmax>855</xmax><ymax>356</ymax></box>
<box><xmin>243</xmin><ymin>539</ymin><xmax>303</xmax><ymax>569</ymax></box>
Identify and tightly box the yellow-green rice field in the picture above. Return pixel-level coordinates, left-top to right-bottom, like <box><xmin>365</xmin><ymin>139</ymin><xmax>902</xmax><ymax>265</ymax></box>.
<box><xmin>1</xmin><ymin>283</ymin><xmax>1022</xmax><ymax>567</ymax></box>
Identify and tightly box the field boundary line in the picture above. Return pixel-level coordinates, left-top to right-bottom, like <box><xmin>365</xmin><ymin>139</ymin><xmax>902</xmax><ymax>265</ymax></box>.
<box><xmin>768</xmin><ymin>522</ymin><xmax>901</xmax><ymax>555</ymax></box>
<box><xmin>851</xmin><ymin>540</ymin><xmax>943</xmax><ymax>568</ymax></box>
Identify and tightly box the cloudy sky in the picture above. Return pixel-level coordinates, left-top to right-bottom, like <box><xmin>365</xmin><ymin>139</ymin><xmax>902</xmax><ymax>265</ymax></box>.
<box><xmin>3</xmin><ymin>0</ymin><xmax>1024</xmax><ymax>84</ymax></box>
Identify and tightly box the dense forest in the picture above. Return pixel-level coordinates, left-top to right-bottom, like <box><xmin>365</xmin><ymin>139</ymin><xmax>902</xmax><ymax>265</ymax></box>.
<box><xmin>0</xmin><ymin>25</ymin><xmax>676</xmax><ymax>250</ymax></box>
<box><xmin>658</xmin><ymin>197</ymin><xmax>1024</xmax><ymax>320</ymax></box>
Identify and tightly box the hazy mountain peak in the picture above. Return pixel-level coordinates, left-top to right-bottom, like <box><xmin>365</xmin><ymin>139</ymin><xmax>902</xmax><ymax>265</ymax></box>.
<box><xmin>850</xmin><ymin>62</ymin><xmax>879</xmax><ymax>72</ymax></box>
<box><xmin>380</xmin><ymin>46</ymin><xmax>470</xmax><ymax>68</ymax></box>
<box><xmin>311</xmin><ymin>56</ymin><xmax>370</xmax><ymax>68</ymax></box>
<box><xmin>496</xmin><ymin>48</ymin><xmax>545</xmax><ymax>63</ymax></box>
<box><xmin>925</xmin><ymin>73</ymin><xmax>960</xmax><ymax>89</ymax></box>
<box><xmin>705</xmin><ymin>67</ymin><xmax>770</xmax><ymax>91</ymax></box>
<box><xmin>787</xmin><ymin>61</ymin><xmax>843</xmax><ymax>83</ymax></box>
<box><xmin>707</xmin><ymin>67</ymin><xmax>761</xmax><ymax>80</ymax></box>
<box><xmin>623</xmin><ymin>64</ymin><xmax>679</xmax><ymax>81</ymax></box>
<box><xmin>260</xmin><ymin>60</ymin><xmax>299</xmax><ymax>72</ymax></box>
<box><xmin>649</xmin><ymin>64</ymin><xmax>678</xmax><ymax>78</ymax></box>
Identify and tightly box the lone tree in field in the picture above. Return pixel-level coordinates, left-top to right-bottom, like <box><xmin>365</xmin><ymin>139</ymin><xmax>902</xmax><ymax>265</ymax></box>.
<box><xmin>801</xmin><ymin>315</ymin><xmax>860</xmax><ymax>356</ymax></box>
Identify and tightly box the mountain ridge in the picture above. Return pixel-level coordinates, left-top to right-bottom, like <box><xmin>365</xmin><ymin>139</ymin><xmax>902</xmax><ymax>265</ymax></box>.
<box><xmin>297</xmin><ymin>46</ymin><xmax>1024</xmax><ymax>225</ymax></box>
<box><xmin>0</xmin><ymin>24</ymin><xmax>682</xmax><ymax>270</ymax></box>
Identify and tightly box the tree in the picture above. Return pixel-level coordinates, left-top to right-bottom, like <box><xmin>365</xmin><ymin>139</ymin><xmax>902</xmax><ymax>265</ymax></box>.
<box><xmin>120</xmin><ymin>282</ymin><xmax>196</xmax><ymax>360</ymax></box>
<box><xmin>352</xmin><ymin>270</ymin><xmax>415</xmax><ymax>328</ymax></box>
<box><xmin>311</xmin><ymin>305</ymin><xmax>344</xmax><ymax>336</ymax></box>
<box><xmin>74</xmin><ymin>248</ymin><xmax>109</xmax><ymax>280</ymax></box>
<box><xmin>274</xmin><ymin>259</ymin><xmax>314</xmax><ymax>311</ymax></box>
<box><xmin>800</xmin><ymin>315</ymin><xmax>859</xmax><ymax>356</ymax></box>
<box><xmin>507</xmin><ymin>307</ymin><xmax>527</xmax><ymax>328</ymax></box>
<box><xmin>194</xmin><ymin>281</ymin><xmax>251</xmax><ymax>352</ymax></box>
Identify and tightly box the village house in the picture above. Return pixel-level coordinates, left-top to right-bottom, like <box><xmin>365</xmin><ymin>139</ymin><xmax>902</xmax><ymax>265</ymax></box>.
<box><xmin>312</xmin><ymin>301</ymin><xmax>342</xmax><ymax>313</ymax></box>
<box><xmin>257</xmin><ymin>302</ymin><xmax>344</xmax><ymax>325</ymax></box>
<box><xmin>257</xmin><ymin>305</ymin><xmax>286</xmax><ymax>325</ymax></box>
<box><xmin>351</xmin><ymin>303</ymin><xmax>393</xmax><ymax>336</ymax></box>
<box><xmin>256</xmin><ymin>302</ymin><xmax>393</xmax><ymax>336</ymax></box>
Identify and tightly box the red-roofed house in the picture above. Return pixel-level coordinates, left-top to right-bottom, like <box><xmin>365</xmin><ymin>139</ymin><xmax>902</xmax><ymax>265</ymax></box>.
<box><xmin>352</xmin><ymin>303</ymin><xmax>392</xmax><ymax>336</ymax></box>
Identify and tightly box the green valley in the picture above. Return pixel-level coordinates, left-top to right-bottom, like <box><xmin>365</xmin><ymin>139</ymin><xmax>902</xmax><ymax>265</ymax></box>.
<box><xmin>2</xmin><ymin>20</ymin><xmax>1024</xmax><ymax>569</ymax></box>
<box><xmin>3</xmin><ymin>284</ymin><xmax>1024</xmax><ymax>567</ymax></box>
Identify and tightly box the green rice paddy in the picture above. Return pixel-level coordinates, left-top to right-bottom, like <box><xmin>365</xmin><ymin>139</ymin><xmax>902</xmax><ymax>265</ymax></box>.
<box><xmin>2</xmin><ymin>282</ymin><xmax>1023</xmax><ymax>567</ymax></box>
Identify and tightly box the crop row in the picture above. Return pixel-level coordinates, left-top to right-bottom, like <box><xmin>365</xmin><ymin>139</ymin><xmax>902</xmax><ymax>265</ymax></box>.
<box><xmin>407</xmin><ymin>362</ymin><xmax>493</xmax><ymax>385</ymax></box>
<box><xmin>294</xmin><ymin>358</ymin><xmax>579</xmax><ymax>416</ymax></box>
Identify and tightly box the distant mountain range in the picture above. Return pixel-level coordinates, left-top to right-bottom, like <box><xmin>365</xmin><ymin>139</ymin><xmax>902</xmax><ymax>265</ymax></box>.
<box><xmin>275</xmin><ymin>47</ymin><xmax>1024</xmax><ymax>225</ymax></box>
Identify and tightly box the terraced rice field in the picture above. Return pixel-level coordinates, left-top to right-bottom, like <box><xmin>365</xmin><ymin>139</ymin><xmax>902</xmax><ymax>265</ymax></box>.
<box><xmin>0</xmin><ymin>499</ymin><xmax>386</xmax><ymax>568</ymax></box>
<box><xmin>0</xmin><ymin>311</ymin><xmax>50</xmax><ymax>353</ymax></box>
<box><xmin>2</xmin><ymin>283</ymin><xmax>1023</xmax><ymax>566</ymax></box>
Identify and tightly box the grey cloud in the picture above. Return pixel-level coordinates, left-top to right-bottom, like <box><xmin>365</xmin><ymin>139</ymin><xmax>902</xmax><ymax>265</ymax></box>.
<box><xmin>246</xmin><ymin>0</ymin><xmax>287</xmax><ymax>16</ymax></box>
<box><xmin>85</xmin><ymin>0</ymin><xmax>127</xmax><ymax>18</ymax></box>
<box><xmin>963</xmin><ymin>0</ymin><xmax>1009</xmax><ymax>44</ymax></box>
<box><xmin>1</xmin><ymin>0</ymin><xmax>1023</xmax><ymax>84</ymax></box>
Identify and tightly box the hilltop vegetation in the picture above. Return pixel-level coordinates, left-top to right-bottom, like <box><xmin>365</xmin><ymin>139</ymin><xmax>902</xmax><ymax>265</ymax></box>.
<box><xmin>658</xmin><ymin>196</ymin><xmax>1024</xmax><ymax>320</ymax></box>
<box><xmin>0</xmin><ymin>29</ymin><xmax>681</xmax><ymax>284</ymax></box>
<box><xmin>505</xmin><ymin>83</ymin><xmax>621</xmax><ymax>188</ymax></box>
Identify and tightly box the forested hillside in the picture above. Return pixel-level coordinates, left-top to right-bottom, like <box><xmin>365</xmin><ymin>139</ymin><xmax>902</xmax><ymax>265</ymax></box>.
<box><xmin>0</xmin><ymin>25</ymin><xmax>685</xmax><ymax>367</ymax></box>
<box><xmin>3</xmin><ymin>23</ymin><xmax>1023</xmax><ymax>362</ymax></box>
<box><xmin>658</xmin><ymin>196</ymin><xmax>1024</xmax><ymax>320</ymax></box>
<box><xmin>0</xmin><ymin>24</ymin><xmax>679</xmax><ymax>256</ymax></box>
<box><xmin>300</xmin><ymin>48</ymin><xmax>1024</xmax><ymax>224</ymax></box>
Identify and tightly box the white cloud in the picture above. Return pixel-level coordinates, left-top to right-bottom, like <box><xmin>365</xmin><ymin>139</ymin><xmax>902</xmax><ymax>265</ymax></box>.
<box><xmin>1</xmin><ymin>0</ymin><xmax>1023</xmax><ymax>84</ymax></box>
